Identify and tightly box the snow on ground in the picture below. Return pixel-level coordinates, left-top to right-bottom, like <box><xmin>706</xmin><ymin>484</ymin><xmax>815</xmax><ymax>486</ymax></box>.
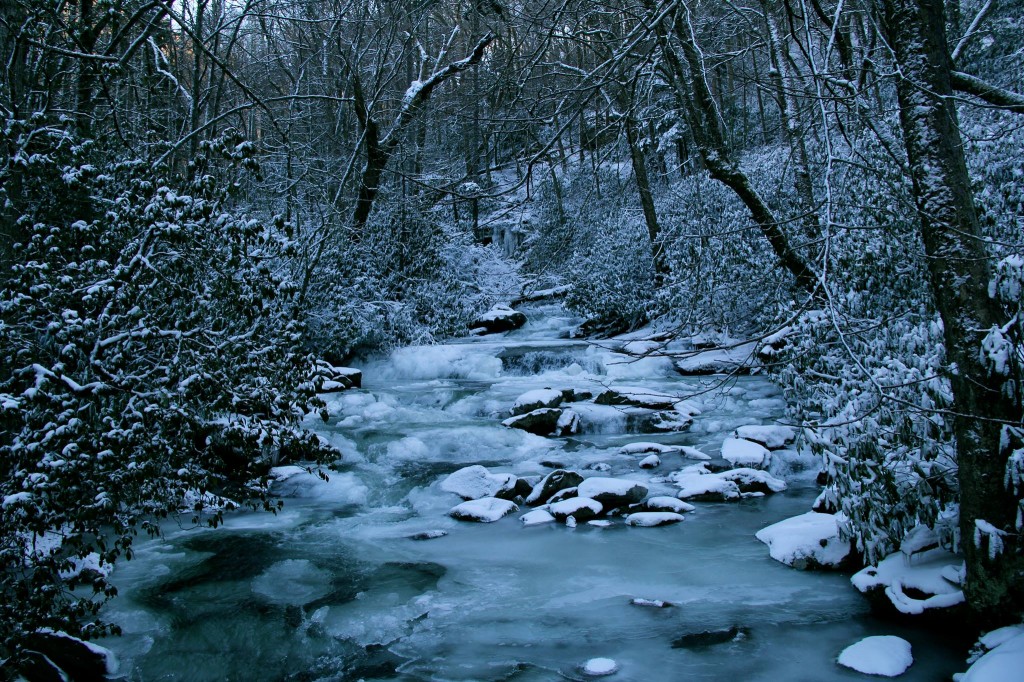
<box><xmin>961</xmin><ymin>631</ymin><xmax>1024</xmax><ymax>681</ymax></box>
<box><xmin>756</xmin><ymin>512</ymin><xmax>851</xmax><ymax>569</ymax></box>
<box><xmin>837</xmin><ymin>636</ymin><xmax>913</xmax><ymax>677</ymax></box>
<box><xmin>851</xmin><ymin>547</ymin><xmax>966</xmax><ymax>614</ymax></box>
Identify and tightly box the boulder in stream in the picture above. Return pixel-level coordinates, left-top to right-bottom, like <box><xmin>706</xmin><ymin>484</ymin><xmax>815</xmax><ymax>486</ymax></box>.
<box><xmin>502</xmin><ymin>408</ymin><xmax>562</xmax><ymax>436</ymax></box>
<box><xmin>469</xmin><ymin>304</ymin><xmax>527</xmax><ymax>334</ymax></box>
<box><xmin>672</xmin><ymin>626</ymin><xmax>750</xmax><ymax>649</ymax></box>
<box><xmin>526</xmin><ymin>469</ymin><xmax>584</xmax><ymax>505</ymax></box>
<box><xmin>510</xmin><ymin>388</ymin><xmax>563</xmax><ymax>416</ymax></box>
<box><xmin>576</xmin><ymin>477</ymin><xmax>648</xmax><ymax>509</ymax></box>
<box><xmin>548</xmin><ymin>496</ymin><xmax>603</xmax><ymax>523</ymax></box>
<box><xmin>449</xmin><ymin>497</ymin><xmax>519</xmax><ymax>523</ymax></box>
<box><xmin>720</xmin><ymin>438</ymin><xmax>771</xmax><ymax>469</ymax></box>
<box><xmin>625</xmin><ymin>512</ymin><xmax>684</xmax><ymax>527</ymax></box>
<box><xmin>440</xmin><ymin>465</ymin><xmax>519</xmax><ymax>500</ymax></box>
<box><xmin>755</xmin><ymin>512</ymin><xmax>854</xmax><ymax>570</ymax></box>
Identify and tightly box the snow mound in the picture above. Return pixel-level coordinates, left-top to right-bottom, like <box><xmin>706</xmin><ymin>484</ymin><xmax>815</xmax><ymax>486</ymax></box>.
<box><xmin>837</xmin><ymin>636</ymin><xmax>913</xmax><ymax>677</ymax></box>
<box><xmin>440</xmin><ymin>465</ymin><xmax>516</xmax><ymax>500</ymax></box>
<box><xmin>720</xmin><ymin>438</ymin><xmax>771</xmax><ymax>468</ymax></box>
<box><xmin>674</xmin><ymin>473</ymin><xmax>741</xmax><ymax>501</ymax></box>
<box><xmin>626</xmin><ymin>512</ymin><xmax>684</xmax><ymax>527</ymax></box>
<box><xmin>639</xmin><ymin>454</ymin><xmax>661</xmax><ymax>469</ymax></box>
<box><xmin>582</xmin><ymin>657</ymin><xmax>619</xmax><ymax>677</ymax></box>
<box><xmin>734</xmin><ymin>424</ymin><xmax>796</xmax><ymax>449</ymax></box>
<box><xmin>449</xmin><ymin>497</ymin><xmax>518</xmax><ymax>523</ymax></box>
<box><xmin>520</xmin><ymin>509</ymin><xmax>556</xmax><ymax>526</ymax></box>
<box><xmin>964</xmin><ymin>632</ymin><xmax>1024</xmax><ymax>681</ymax></box>
<box><xmin>645</xmin><ymin>496</ymin><xmax>695</xmax><ymax>513</ymax></box>
<box><xmin>851</xmin><ymin>547</ymin><xmax>965</xmax><ymax>614</ymax></box>
<box><xmin>755</xmin><ymin>512</ymin><xmax>851</xmax><ymax>569</ymax></box>
<box><xmin>620</xmin><ymin>442</ymin><xmax>680</xmax><ymax>455</ymax></box>
<box><xmin>718</xmin><ymin>467</ymin><xmax>787</xmax><ymax>494</ymax></box>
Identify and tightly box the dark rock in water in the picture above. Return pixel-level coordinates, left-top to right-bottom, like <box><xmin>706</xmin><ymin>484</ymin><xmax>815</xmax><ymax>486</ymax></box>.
<box><xmin>596</xmin><ymin>389</ymin><xmax>675</xmax><ymax>410</ymax></box>
<box><xmin>284</xmin><ymin>604</ymin><xmax>304</xmax><ymax>629</ymax></box>
<box><xmin>816</xmin><ymin>470</ymin><xmax>832</xmax><ymax>486</ymax></box>
<box><xmin>540</xmin><ymin>460</ymin><xmax>567</xmax><ymax>469</ymax></box>
<box><xmin>555</xmin><ymin>409</ymin><xmax>582</xmax><ymax>436</ymax></box>
<box><xmin>408</xmin><ymin>530</ymin><xmax>448</xmax><ymax>541</ymax></box>
<box><xmin>548</xmin><ymin>497</ymin><xmax>603</xmax><ymax>523</ymax></box>
<box><xmin>502</xmin><ymin>408</ymin><xmax>562</xmax><ymax>436</ymax></box>
<box><xmin>631</xmin><ymin>598</ymin><xmax>673</xmax><ymax>608</ymax></box>
<box><xmin>470</xmin><ymin>305</ymin><xmax>527</xmax><ymax>334</ymax></box>
<box><xmin>510</xmin><ymin>388</ymin><xmax>563</xmax><ymax>416</ymax></box>
<box><xmin>21</xmin><ymin>630</ymin><xmax>116</xmax><ymax>682</ymax></box>
<box><xmin>576</xmin><ymin>477</ymin><xmax>648</xmax><ymax>510</ymax></box>
<box><xmin>561</xmin><ymin>389</ymin><xmax>593</xmax><ymax>403</ymax></box>
<box><xmin>313</xmin><ymin>360</ymin><xmax>362</xmax><ymax>392</ymax></box>
<box><xmin>511</xmin><ymin>477</ymin><xmax>534</xmax><ymax>500</ymax></box>
<box><xmin>672</xmin><ymin>626</ymin><xmax>750</xmax><ymax>649</ymax></box>
<box><xmin>526</xmin><ymin>469</ymin><xmax>584</xmax><ymax>505</ymax></box>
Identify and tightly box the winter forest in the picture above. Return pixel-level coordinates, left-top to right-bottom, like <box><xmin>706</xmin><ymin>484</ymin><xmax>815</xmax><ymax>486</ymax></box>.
<box><xmin>1</xmin><ymin>0</ymin><xmax>1024</xmax><ymax>678</ymax></box>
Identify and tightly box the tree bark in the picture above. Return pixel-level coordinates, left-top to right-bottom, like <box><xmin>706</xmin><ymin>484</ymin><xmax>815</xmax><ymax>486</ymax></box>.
<box><xmin>625</xmin><ymin>113</ymin><xmax>669</xmax><ymax>281</ymax></box>
<box><xmin>882</xmin><ymin>0</ymin><xmax>1024</xmax><ymax>627</ymax></box>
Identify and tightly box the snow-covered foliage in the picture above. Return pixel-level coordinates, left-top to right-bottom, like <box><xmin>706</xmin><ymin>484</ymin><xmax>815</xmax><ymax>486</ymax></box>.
<box><xmin>0</xmin><ymin>123</ymin><xmax>335</xmax><ymax>646</ymax></box>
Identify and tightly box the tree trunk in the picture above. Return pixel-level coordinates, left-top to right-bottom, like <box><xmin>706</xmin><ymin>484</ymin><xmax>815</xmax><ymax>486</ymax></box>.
<box><xmin>882</xmin><ymin>0</ymin><xmax>1024</xmax><ymax>627</ymax></box>
<box><xmin>625</xmin><ymin>113</ymin><xmax>668</xmax><ymax>281</ymax></box>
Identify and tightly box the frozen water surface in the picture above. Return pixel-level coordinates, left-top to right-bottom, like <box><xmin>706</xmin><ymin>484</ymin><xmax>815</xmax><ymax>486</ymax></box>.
<box><xmin>101</xmin><ymin>303</ymin><xmax>965</xmax><ymax>680</ymax></box>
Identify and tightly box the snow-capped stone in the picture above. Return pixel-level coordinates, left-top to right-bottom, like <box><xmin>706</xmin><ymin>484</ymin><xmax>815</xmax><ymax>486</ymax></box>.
<box><xmin>720</xmin><ymin>438</ymin><xmax>771</xmax><ymax>469</ymax></box>
<box><xmin>588</xmin><ymin>520</ymin><xmax>613</xmax><ymax>528</ymax></box>
<box><xmin>717</xmin><ymin>468</ymin><xmax>787</xmax><ymax>494</ymax></box>
<box><xmin>23</xmin><ymin>630</ymin><xmax>119</xmax><ymax>680</ymax></box>
<box><xmin>469</xmin><ymin>304</ymin><xmax>527</xmax><ymax>334</ymax></box>
<box><xmin>676</xmin><ymin>475</ymin><xmax>741</xmax><ymax>502</ymax></box>
<box><xmin>440</xmin><ymin>465</ymin><xmax>518</xmax><ymax>500</ymax></box>
<box><xmin>510</xmin><ymin>388</ymin><xmax>563</xmax><ymax>416</ymax></box>
<box><xmin>582</xmin><ymin>657</ymin><xmax>619</xmax><ymax>677</ymax></box>
<box><xmin>620</xmin><ymin>442</ymin><xmax>680</xmax><ymax>455</ymax></box>
<box><xmin>647</xmin><ymin>410</ymin><xmax>694</xmax><ymax>433</ymax></box>
<box><xmin>313</xmin><ymin>361</ymin><xmax>362</xmax><ymax>392</ymax></box>
<box><xmin>548</xmin><ymin>487</ymin><xmax>578</xmax><ymax>504</ymax></box>
<box><xmin>548</xmin><ymin>497</ymin><xmax>603</xmax><ymax>523</ymax></box>
<box><xmin>837</xmin><ymin>636</ymin><xmax>913</xmax><ymax>677</ymax></box>
<box><xmin>626</xmin><ymin>512</ymin><xmax>684</xmax><ymax>527</ymax></box>
<box><xmin>851</xmin><ymin>547</ymin><xmax>966</xmax><ymax>615</ymax></box>
<box><xmin>734</xmin><ymin>424</ymin><xmax>796</xmax><ymax>449</ymax></box>
<box><xmin>502</xmin><ymin>408</ymin><xmax>563</xmax><ymax>436</ymax></box>
<box><xmin>639</xmin><ymin>454</ymin><xmax>661</xmax><ymax>469</ymax></box>
<box><xmin>645</xmin><ymin>496</ymin><xmax>695</xmax><ymax>513</ymax></box>
<box><xmin>408</xmin><ymin>530</ymin><xmax>448</xmax><ymax>541</ymax></box>
<box><xmin>526</xmin><ymin>469</ymin><xmax>584</xmax><ymax>505</ymax></box>
<box><xmin>673</xmin><ymin>343</ymin><xmax>758</xmax><ymax>375</ymax></box>
<box><xmin>520</xmin><ymin>509</ymin><xmax>556</xmax><ymax>526</ymax></box>
<box><xmin>596</xmin><ymin>387</ymin><xmax>677</xmax><ymax>409</ymax></box>
<box><xmin>449</xmin><ymin>497</ymin><xmax>518</xmax><ymax>523</ymax></box>
<box><xmin>755</xmin><ymin>512</ymin><xmax>852</xmax><ymax>570</ymax></box>
<box><xmin>680</xmin><ymin>446</ymin><xmax>711</xmax><ymax>460</ymax></box>
<box><xmin>576</xmin><ymin>477</ymin><xmax>648</xmax><ymax>508</ymax></box>
<box><xmin>556</xmin><ymin>408</ymin><xmax>582</xmax><ymax>436</ymax></box>
<box><xmin>673</xmin><ymin>626</ymin><xmax>749</xmax><ymax>648</ymax></box>
<box><xmin>964</xmin><ymin>631</ymin><xmax>1024</xmax><ymax>680</ymax></box>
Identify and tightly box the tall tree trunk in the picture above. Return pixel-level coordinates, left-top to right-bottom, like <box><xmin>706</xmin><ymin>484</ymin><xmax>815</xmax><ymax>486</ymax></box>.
<box><xmin>882</xmin><ymin>0</ymin><xmax>1024</xmax><ymax>627</ymax></box>
<box><xmin>625</xmin><ymin>113</ymin><xmax>668</xmax><ymax>281</ymax></box>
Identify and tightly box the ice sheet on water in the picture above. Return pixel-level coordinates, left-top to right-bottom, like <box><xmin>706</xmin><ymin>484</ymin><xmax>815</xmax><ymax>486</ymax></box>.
<box><xmin>269</xmin><ymin>467</ymin><xmax>369</xmax><ymax>506</ymax></box>
<box><xmin>384</xmin><ymin>426</ymin><xmax>556</xmax><ymax>464</ymax></box>
<box><xmin>251</xmin><ymin>559</ymin><xmax>332</xmax><ymax>605</ymax></box>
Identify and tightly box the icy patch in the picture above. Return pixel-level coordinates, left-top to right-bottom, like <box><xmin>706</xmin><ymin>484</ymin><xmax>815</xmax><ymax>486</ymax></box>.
<box><xmin>379</xmin><ymin>344</ymin><xmax>503</xmax><ymax>380</ymax></box>
<box><xmin>620</xmin><ymin>442</ymin><xmax>680</xmax><ymax>455</ymax></box>
<box><xmin>251</xmin><ymin>559</ymin><xmax>332</xmax><ymax>606</ymax></box>
<box><xmin>582</xmin><ymin>657</ymin><xmax>619</xmax><ymax>677</ymax></box>
<box><xmin>268</xmin><ymin>467</ymin><xmax>368</xmax><ymax>505</ymax></box>
<box><xmin>721</xmin><ymin>438</ymin><xmax>771</xmax><ymax>468</ymax></box>
<box><xmin>756</xmin><ymin>512</ymin><xmax>851</xmax><ymax>569</ymax></box>
<box><xmin>837</xmin><ymin>636</ymin><xmax>913</xmax><ymax>677</ymax></box>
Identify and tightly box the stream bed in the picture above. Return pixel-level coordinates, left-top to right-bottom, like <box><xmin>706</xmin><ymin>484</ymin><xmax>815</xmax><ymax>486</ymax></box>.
<box><xmin>101</xmin><ymin>303</ymin><xmax>966</xmax><ymax>681</ymax></box>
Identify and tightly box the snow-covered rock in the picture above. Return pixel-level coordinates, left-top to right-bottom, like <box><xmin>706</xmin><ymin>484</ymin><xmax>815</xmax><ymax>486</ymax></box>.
<box><xmin>963</xmin><ymin>632</ymin><xmax>1024</xmax><ymax>681</ymax></box>
<box><xmin>510</xmin><ymin>388</ymin><xmax>563</xmax><ymax>416</ymax></box>
<box><xmin>639</xmin><ymin>454</ymin><xmax>661</xmax><ymax>469</ymax></box>
<box><xmin>755</xmin><ymin>512</ymin><xmax>853</xmax><ymax>570</ymax></box>
<box><xmin>673</xmin><ymin>626</ymin><xmax>749</xmax><ymax>648</ymax></box>
<box><xmin>851</xmin><ymin>547</ymin><xmax>966</xmax><ymax>615</ymax></box>
<box><xmin>645</xmin><ymin>496</ymin><xmax>695</xmax><ymax>514</ymax></box>
<box><xmin>626</xmin><ymin>512</ymin><xmax>684</xmax><ymax>527</ymax></box>
<box><xmin>837</xmin><ymin>636</ymin><xmax>913</xmax><ymax>677</ymax></box>
<box><xmin>734</xmin><ymin>424</ymin><xmax>796</xmax><ymax>449</ymax></box>
<box><xmin>631</xmin><ymin>598</ymin><xmax>673</xmax><ymax>608</ymax></box>
<box><xmin>576</xmin><ymin>477</ymin><xmax>648</xmax><ymax>508</ymax></box>
<box><xmin>313</xmin><ymin>361</ymin><xmax>362</xmax><ymax>392</ymax></box>
<box><xmin>440</xmin><ymin>465</ymin><xmax>518</xmax><ymax>500</ymax></box>
<box><xmin>717</xmin><ymin>468</ymin><xmax>787</xmax><ymax>494</ymax></box>
<box><xmin>526</xmin><ymin>469</ymin><xmax>584</xmax><ymax>505</ymax></box>
<box><xmin>502</xmin><ymin>407</ymin><xmax>563</xmax><ymax>436</ymax></box>
<box><xmin>673</xmin><ymin>343</ymin><xmax>758</xmax><ymax>375</ymax></box>
<box><xmin>408</xmin><ymin>530</ymin><xmax>448</xmax><ymax>541</ymax></box>
<box><xmin>449</xmin><ymin>497</ymin><xmax>519</xmax><ymax>523</ymax></box>
<box><xmin>680</xmin><ymin>445</ymin><xmax>711</xmax><ymax>460</ymax></box>
<box><xmin>23</xmin><ymin>630</ymin><xmax>119</xmax><ymax>681</ymax></box>
<box><xmin>675</xmin><ymin>474</ymin><xmax>741</xmax><ymax>502</ymax></box>
<box><xmin>548</xmin><ymin>497</ymin><xmax>603</xmax><ymax>523</ymax></box>
<box><xmin>469</xmin><ymin>304</ymin><xmax>527</xmax><ymax>334</ymax></box>
<box><xmin>720</xmin><ymin>438</ymin><xmax>771</xmax><ymax>469</ymax></box>
<box><xmin>647</xmin><ymin>410</ymin><xmax>695</xmax><ymax>433</ymax></box>
<box><xmin>596</xmin><ymin>387</ymin><xmax>677</xmax><ymax>409</ymax></box>
<box><xmin>520</xmin><ymin>509</ymin><xmax>556</xmax><ymax>527</ymax></box>
<box><xmin>619</xmin><ymin>442</ymin><xmax>680</xmax><ymax>456</ymax></box>
<box><xmin>556</xmin><ymin>408</ymin><xmax>582</xmax><ymax>436</ymax></box>
<box><xmin>582</xmin><ymin>657</ymin><xmax>619</xmax><ymax>677</ymax></box>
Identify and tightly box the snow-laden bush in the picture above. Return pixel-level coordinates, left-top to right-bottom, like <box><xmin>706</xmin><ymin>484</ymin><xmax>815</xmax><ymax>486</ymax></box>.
<box><xmin>0</xmin><ymin>122</ymin><xmax>334</xmax><ymax>652</ymax></box>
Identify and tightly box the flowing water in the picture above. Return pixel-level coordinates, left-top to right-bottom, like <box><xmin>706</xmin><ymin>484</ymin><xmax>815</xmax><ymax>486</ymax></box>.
<box><xmin>101</xmin><ymin>303</ymin><xmax>965</xmax><ymax>680</ymax></box>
